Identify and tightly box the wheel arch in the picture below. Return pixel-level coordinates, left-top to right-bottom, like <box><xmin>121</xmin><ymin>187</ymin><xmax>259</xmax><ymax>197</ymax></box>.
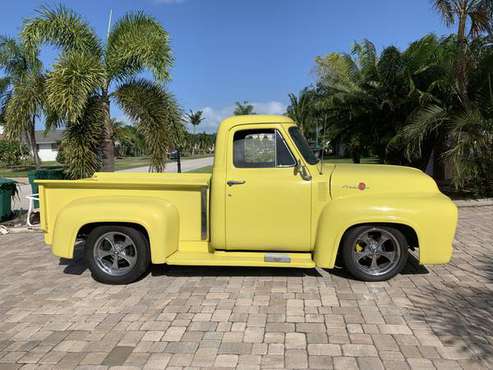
<box><xmin>50</xmin><ymin>196</ymin><xmax>179</xmax><ymax>264</ymax></box>
<box><xmin>334</xmin><ymin>222</ymin><xmax>419</xmax><ymax>267</ymax></box>
<box><xmin>313</xmin><ymin>197</ymin><xmax>424</xmax><ymax>269</ymax></box>
<box><xmin>78</xmin><ymin>222</ymin><xmax>151</xmax><ymax>244</ymax></box>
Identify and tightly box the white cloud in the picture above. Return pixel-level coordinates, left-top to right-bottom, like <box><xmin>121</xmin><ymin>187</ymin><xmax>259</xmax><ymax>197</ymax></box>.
<box><xmin>186</xmin><ymin>101</ymin><xmax>287</xmax><ymax>134</ymax></box>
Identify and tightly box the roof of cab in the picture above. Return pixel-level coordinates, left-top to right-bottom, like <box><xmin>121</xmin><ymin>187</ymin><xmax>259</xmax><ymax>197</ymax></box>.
<box><xmin>218</xmin><ymin>115</ymin><xmax>294</xmax><ymax>133</ymax></box>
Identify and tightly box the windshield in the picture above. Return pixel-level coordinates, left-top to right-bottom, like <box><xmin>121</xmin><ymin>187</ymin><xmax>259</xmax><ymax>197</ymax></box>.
<box><xmin>288</xmin><ymin>126</ymin><xmax>319</xmax><ymax>165</ymax></box>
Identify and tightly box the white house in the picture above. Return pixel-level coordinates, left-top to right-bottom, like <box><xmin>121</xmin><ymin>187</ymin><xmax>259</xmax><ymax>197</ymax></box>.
<box><xmin>34</xmin><ymin>130</ymin><xmax>64</xmax><ymax>162</ymax></box>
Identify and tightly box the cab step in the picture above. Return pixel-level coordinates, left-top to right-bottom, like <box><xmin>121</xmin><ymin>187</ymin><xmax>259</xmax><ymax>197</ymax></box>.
<box><xmin>166</xmin><ymin>249</ymin><xmax>315</xmax><ymax>268</ymax></box>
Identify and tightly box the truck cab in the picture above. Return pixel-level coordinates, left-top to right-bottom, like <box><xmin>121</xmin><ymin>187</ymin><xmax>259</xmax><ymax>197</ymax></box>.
<box><xmin>37</xmin><ymin>115</ymin><xmax>458</xmax><ymax>284</ymax></box>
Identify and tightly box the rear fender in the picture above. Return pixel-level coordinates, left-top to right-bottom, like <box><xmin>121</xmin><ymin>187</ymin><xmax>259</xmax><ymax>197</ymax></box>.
<box><xmin>313</xmin><ymin>194</ymin><xmax>457</xmax><ymax>268</ymax></box>
<box><xmin>51</xmin><ymin>196</ymin><xmax>179</xmax><ymax>264</ymax></box>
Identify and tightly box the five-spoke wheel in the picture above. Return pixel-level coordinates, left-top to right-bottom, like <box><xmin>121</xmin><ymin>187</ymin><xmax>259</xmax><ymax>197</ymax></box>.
<box><xmin>85</xmin><ymin>225</ymin><xmax>150</xmax><ymax>284</ymax></box>
<box><xmin>342</xmin><ymin>225</ymin><xmax>408</xmax><ymax>281</ymax></box>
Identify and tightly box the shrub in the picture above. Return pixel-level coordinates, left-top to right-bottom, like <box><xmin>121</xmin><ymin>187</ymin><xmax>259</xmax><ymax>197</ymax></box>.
<box><xmin>0</xmin><ymin>139</ymin><xmax>29</xmax><ymax>167</ymax></box>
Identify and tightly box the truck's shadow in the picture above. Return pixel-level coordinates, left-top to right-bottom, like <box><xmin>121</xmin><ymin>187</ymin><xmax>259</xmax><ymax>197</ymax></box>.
<box><xmin>58</xmin><ymin>245</ymin><xmax>428</xmax><ymax>279</ymax></box>
<box><xmin>150</xmin><ymin>252</ymin><xmax>428</xmax><ymax>279</ymax></box>
<box><xmin>58</xmin><ymin>241</ymin><xmax>87</xmax><ymax>275</ymax></box>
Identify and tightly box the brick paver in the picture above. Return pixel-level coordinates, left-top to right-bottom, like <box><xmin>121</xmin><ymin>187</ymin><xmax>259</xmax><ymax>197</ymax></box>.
<box><xmin>0</xmin><ymin>206</ymin><xmax>492</xmax><ymax>369</ymax></box>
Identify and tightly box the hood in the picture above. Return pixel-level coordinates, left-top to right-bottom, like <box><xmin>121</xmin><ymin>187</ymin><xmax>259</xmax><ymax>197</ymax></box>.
<box><xmin>329</xmin><ymin>164</ymin><xmax>439</xmax><ymax>200</ymax></box>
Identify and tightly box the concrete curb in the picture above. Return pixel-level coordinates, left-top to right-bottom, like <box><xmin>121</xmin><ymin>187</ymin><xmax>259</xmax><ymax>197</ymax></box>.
<box><xmin>454</xmin><ymin>198</ymin><xmax>493</xmax><ymax>208</ymax></box>
<box><xmin>0</xmin><ymin>225</ymin><xmax>41</xmax><ymax>234</ymax></box>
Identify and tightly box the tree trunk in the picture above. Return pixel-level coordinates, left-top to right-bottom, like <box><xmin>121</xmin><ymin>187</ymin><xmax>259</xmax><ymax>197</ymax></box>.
<box><xmin>29</xmin><ymin>117</ymin><xmax>41</xmax><ymax>169</ymax></box>
<box><xmin>351</xmin><ymin>146</ymin><xmax>361</xmax><ymax>163</ymax></box>
<box><xmin>101</xmin><ymin>91</ymin><xmax>114</xmax><ymax>172</ymax></box>
<box><xmin>176</xmin><ymin>149</ymin><xmax>182</xmax><ymax>173</ymax></box>
<box><xmin>432</xmin><ymin>137</ymin><xmax>446</xmax><ymax>183</ymax></box>
<box><xmin>457</xmin><ymin>9</ymin><xmax>470</xmax><ymax>108</ymax></box>
<box><xmin>351</xmin><ymin>139</ymin><xmax>361</xmax><ymax>164</ymax></box>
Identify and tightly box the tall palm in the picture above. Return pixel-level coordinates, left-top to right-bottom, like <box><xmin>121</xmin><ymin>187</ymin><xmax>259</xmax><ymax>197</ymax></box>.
<box><xmin>234</xmin><ymin>101</ymin><xmax>255</xmax><ymax>115</ymax></box>
<box><xmin>315</xmin><ymin>40</ymin><xmax>380</xmax><ymax>162</ymax></box>
<box><xmin>23</xmin><ymin>6</ymin><xmax>176</xmax><ymax>177</ymax></box>
<box><xmin>185</xmin><ymin>110</ymin><xmax>204</xmax><ymax>155</ymax></box>
<box><xmin>432</xmin><ymin>0</ymin><xmax>493</xmax><ymax>106</ymax></box>
<box><xmin>287</xmin><ymin>89</ymin><xmax>316</xmax><ymax>135</ymax></box>
<box><xmin>186</xmin><ymin>110</ymin><xmax>204</xmax><ymax>134</ymax></box>
<box><xmin>0</xmin><ymin>36</ymin><xmax>46</xmax><ymax>168</ymax></box>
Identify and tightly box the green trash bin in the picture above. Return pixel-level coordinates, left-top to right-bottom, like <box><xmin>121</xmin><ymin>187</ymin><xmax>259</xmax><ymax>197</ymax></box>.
<box><xmin>28</xmin><ymin>168</ymin><xmax>65</xmax><ymax>208</ymax></box>
<box><xmin>0</xmin><ymin>178</ymin><xmax>17</xmax><ymax>221</ymax></box>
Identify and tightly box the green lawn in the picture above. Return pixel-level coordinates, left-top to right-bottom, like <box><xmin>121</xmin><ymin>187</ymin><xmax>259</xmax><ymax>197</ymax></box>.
<box><xmin>113</xmin><ymin>157</ymin><xmax>151</xmax><ymax>171</ymax></box>
<box><xmin>0</xmin><ymin>154</ymin><xmax>215</xmax><ymax>178</ymax></box>
<box><xmin>323</xmin><ymin>157</ymin><xmax>379</xmax><ymax>164</ymax></box>
<box><xmin>0</xmin><ymin>162</ymin><xmax>60</xmax><ymax>178</ymax></box>
<box><xmin>188</xmin><ymin>165</ymin><xmax>213</xmax><ymax>173</ymax></box>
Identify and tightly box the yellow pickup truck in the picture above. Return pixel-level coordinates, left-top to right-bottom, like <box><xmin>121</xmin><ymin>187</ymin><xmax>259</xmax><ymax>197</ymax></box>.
<box><xmin>37</xmin><ymin>115</ymin><xmax>458</xmax><ymax>284</ymax></box>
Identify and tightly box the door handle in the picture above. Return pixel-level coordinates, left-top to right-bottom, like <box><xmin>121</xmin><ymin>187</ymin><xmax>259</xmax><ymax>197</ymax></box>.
<box><xmin>227</xmin><ymin>180</ymin><xmax>246</xmax><ymax>187</ymax></box>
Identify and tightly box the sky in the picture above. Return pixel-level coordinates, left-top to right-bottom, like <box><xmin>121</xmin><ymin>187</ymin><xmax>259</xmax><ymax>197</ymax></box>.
<box><xmin>0</xmin><ymin>0</ymin><xmax>451</xmax><ymax>133</ymax></box>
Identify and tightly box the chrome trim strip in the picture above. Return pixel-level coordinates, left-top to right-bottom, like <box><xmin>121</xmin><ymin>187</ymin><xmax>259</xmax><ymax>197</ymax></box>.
<box><xmin>201</xmin><ymin>187</ymin><xmax>207</xmax><ymax>240</ymax></box>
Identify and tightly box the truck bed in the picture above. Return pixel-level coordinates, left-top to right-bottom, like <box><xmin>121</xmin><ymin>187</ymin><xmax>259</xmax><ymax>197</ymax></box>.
<box><xmin>37</xmin><ymin>172</ymin><xmax>211</xmax><ymax>244</ymax></box>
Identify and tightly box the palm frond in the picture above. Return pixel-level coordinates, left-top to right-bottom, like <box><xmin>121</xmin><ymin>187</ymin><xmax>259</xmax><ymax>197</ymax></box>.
<box><xmin>22</xmin><ymin>5</ymin><xmax>101</xmax><ymax>57</ymax></box>
<box><xmin>445</xmin><ymin>108</ymin><xmax>493</xmax><ymax>191</ymax></box>
<box><xmin>4</xmin><ymin>73</ymin><xmax>44</xmax><ymax>141</ymax></box>
<box><xmin>106</xmin><ymin>12</ymin><xmax>173</xmax><ymax>82</ymax></box>
<box><xmin>398</xmin><ymin>104</ymin><xmax>448</xmax><ymax>160</ymax></box>
<box><xmin>45</xmin><ymin>50</ymin><xmax>105</xmax><ymax>123</ymax></box>
<box><xmin>352</xmin><ymin>39</ymin><xmax>377</xmax><ymax>78</ymax></box>
<box><xmin>315</xmin><ymin>53</ymin><xmax>360</xmax><ymax>90</ymax></box>
<box><xmin>114</xmin><ymin>79</ymin><xmax>182</xmax><ymax>172</ymax></box>
<box><xmin>62</xmin><ymin>96</ymin><xmax>104</xmax><ymax>179</ymax></box>
<box><xmin>185</xmin><ymin>110</ymin><xmax>204</xmax><ymax>128</ymax></box>
<box><xmin>433</xmin><ymin>0</ymin><xmax>455</xmax><ymax>26</ymax></box>
<box><xmin>468</xmin><ymin>1</ymin><xmax>493</xmax><ymax>37</ymax></box>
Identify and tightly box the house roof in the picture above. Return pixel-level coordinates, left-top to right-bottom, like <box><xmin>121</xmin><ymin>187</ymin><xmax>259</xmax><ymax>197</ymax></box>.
<box><xmin>35</xmin><ymin>130</ymin><xmax>64</xmax><ymax>144</ymax></box>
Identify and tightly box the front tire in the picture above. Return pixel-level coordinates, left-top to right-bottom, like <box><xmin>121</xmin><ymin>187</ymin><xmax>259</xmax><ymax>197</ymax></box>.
<box><xmin>341</xmin><ymin>225</ymin><xmax>408</xmax><ymax>282</ymax></box>
<box><xmin>85</xmin><ymin>225</ymin><xmax>150</xmax><ymax>284</ymax></box>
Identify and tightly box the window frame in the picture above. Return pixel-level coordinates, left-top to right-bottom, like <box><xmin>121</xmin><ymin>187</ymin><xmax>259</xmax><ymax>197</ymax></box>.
<box><xmin>288</xmin><ymin>126</ymin><xmax>320</xmax><ymax>166</ymax></box>
<box><xmin>232</xmin><ymin>128</ymin><xmax>296</xmax><ymax>169</ymax></box>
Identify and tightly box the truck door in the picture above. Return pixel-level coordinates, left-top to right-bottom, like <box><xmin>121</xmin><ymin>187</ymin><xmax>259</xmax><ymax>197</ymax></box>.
<box><xmin>225</xmin><ymin>125</ymin><xmax>312</xmax><ymax>251</ymax></box>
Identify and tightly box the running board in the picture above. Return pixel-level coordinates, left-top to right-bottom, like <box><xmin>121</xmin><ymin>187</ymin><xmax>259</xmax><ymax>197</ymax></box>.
<box><xmin>166</xmin><ymin>250</ymin><xmax>315</xmax><ymax>268</ymax></box>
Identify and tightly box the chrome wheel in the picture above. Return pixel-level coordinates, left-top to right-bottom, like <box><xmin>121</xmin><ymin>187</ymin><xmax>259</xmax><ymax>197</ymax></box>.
<box><xmin>352</xmin><ymin>227</ymin><xmax>401</xmax><ymax>277</ymax></box>
<box><xmin>93</xmin><ymin>232</ymin><xmax>138</xmax><ymax>277</ymax></box>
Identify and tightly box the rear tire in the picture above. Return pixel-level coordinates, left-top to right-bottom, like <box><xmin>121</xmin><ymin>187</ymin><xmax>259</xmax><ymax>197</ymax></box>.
<box><xmin>85</xmin><ymin>225</ymin><xmax>150</xmax><ymax>284</ymax></box>
<box><xmin>342</xmin><ymin>225</ymin><xmax>408</xmax><ymax>282</ymax></box>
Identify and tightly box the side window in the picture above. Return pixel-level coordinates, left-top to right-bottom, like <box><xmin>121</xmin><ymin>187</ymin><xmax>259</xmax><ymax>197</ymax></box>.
<box><xmin>233</xmin><ymin>129</ymin><xmax>295</xmax><ymax>168</ymax></box>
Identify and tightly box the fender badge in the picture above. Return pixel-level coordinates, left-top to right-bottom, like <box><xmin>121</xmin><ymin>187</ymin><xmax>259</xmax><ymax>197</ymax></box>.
<box><xmin>342</xmin><ymin>182</ymin><xmax>369</xmax><ymax>191</ymax></box>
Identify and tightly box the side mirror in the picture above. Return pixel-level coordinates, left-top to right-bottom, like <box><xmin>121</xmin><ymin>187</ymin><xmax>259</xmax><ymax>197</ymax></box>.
<box><xmin>294</xmin><ymin>159</ymin><xmax>312</xmax><ymax>181</ymax></box>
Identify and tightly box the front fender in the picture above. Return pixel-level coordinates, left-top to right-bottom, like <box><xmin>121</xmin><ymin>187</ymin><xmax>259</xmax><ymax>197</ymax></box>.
<box><xmin>51</xmin><ymin>196</ymin><xmax>179</xmax><ymax>264</ymax></box>
<box><xmin>313</xmin><ymin>193</ymin><xmax>457</xmax><ymax>268</ymax></box>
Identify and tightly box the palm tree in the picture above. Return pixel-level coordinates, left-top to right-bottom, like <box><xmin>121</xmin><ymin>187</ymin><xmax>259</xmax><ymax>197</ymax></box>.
<box><xmin>234</xmin><ymin>101</ymin><xmax>255</xmax><ymax>115</ymax></box>
<box><xmin>185</xmin><ymin>110</ymin><xmax>204</xmax><ymax>134</ymax></box>
<box><xmin>185</xmin><ymin>110</ymin><xmax>204</xmax><ymax>155</ymax></box>
<box><xmin>22</xmin><ymin>5</ymin><xmax>176</xmax><ymax>177</ymax></box>
<box><xmin>432</xmin><ymin>0</ymin><xmax>493</xmax><ymax>106</ymax></box>
<box><xmin>287</xmin><ymin>89</ymin><xmax>315</xmax><ymax>135</ymax></box>
<box><xmin>315</xmin><ymin>40</ymin><xmax>381</xmax><ymax>163</ymax></box>
<box><xmin>0</xmin><ymin>36</ymin><xmax>46</xmax><ymax>168</ymax></box>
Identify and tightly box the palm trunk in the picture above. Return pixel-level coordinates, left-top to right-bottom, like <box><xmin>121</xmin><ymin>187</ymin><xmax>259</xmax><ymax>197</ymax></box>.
<box><xmin>432</xmin><ymin>135</ymin><xmax>446</xmax><ymax>183</ymax></box>
<box><xmin>29</xmin><ymin>116</ymin><xmax>41</xmax><ymax>169</ymax></box>
<box><xmin>176</xmin><ymin>149</ymin><xmax>182</xmax><ymax>173</ymax></box>
<box><xmin>101</xmin><ymin>89</ymin><xmax>114</xmax><ymax>172</ymax></box>
<box><xmin>457</xmin><ymin>10</ymin><xmax>469</xmax><ymax>108</ymax></box>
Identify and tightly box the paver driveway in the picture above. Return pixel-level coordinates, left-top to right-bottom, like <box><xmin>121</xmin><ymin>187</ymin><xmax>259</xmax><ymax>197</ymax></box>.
<box><xmin>0</xmin><ymin>206</ymin><xmax>492</xmax><ymax>370</ymax></box>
